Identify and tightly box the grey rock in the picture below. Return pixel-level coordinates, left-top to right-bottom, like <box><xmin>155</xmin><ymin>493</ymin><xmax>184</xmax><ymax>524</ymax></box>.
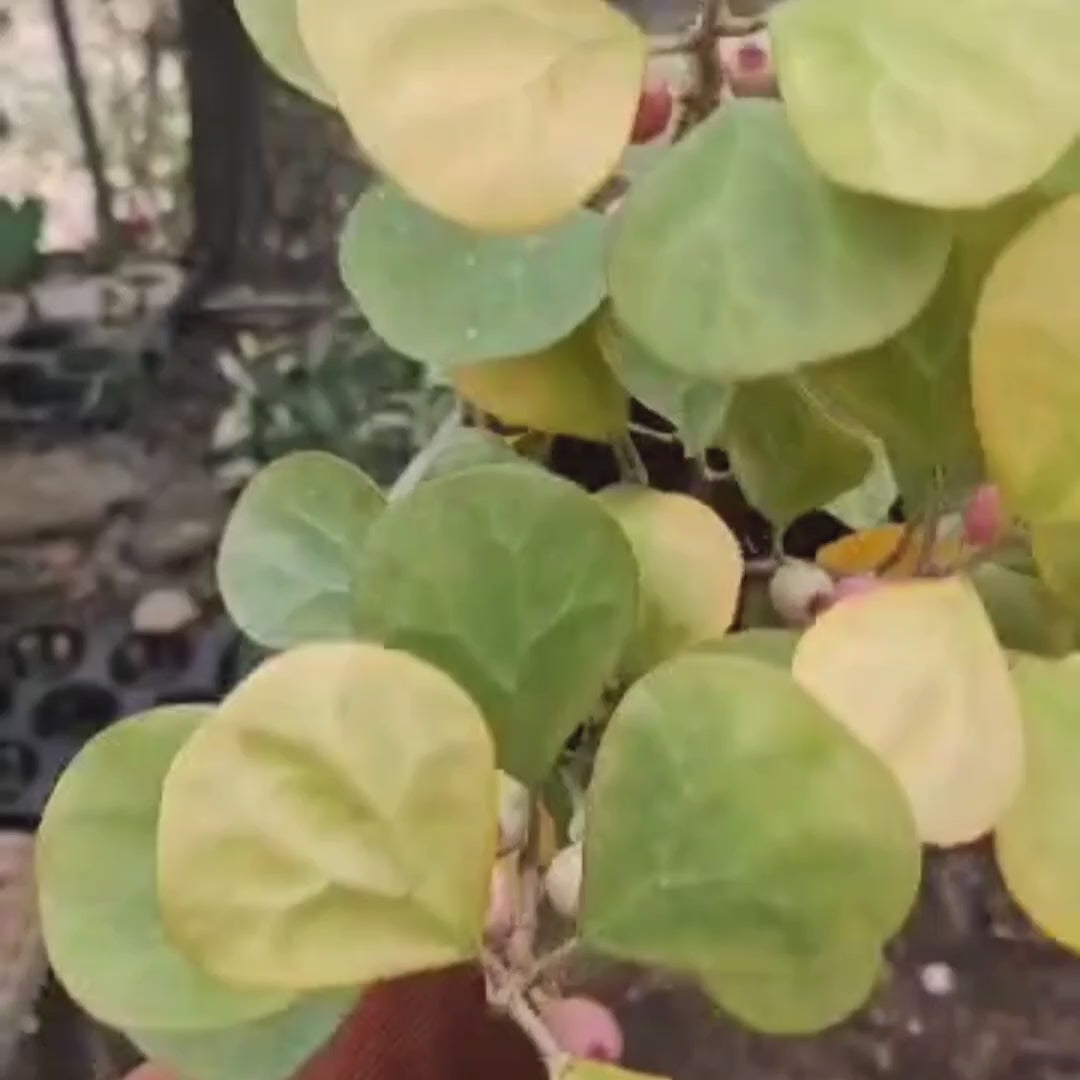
<box><xmin>128</xmin><ymin>478</ymin><xmax>225</xmax><ymax>570</ymax></box>
<box><xmin>0</xmin><ymin>444</ymin><xmax>146</xmax><ymax>542</ymax></box>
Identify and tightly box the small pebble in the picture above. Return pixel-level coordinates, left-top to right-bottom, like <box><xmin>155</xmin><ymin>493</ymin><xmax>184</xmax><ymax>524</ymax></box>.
<box><xmin>920</xmin><ymin>961</ymin><xmax>957</xmax><ymax>997</ymax></box>
<box><xmin>133</xmin><ymin>588</ymin><xmax>199</xmax><ymax>635</ymax></box>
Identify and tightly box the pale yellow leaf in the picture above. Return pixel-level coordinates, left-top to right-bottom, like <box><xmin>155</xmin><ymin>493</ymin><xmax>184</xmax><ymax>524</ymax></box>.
<box><xmin>792</xmin><ymin>577</ymin><xmax>1023</xmax><ymax>845</ymax></box>
<box><xmin>596</xmin><ymin>487</ymin><xmax>743</xmax><ymax>679</ymax></box>
<box><xmin>298</xmin><ymin>0</ymin><xmax>647</xmax><ymax>232</ymax></box>
<box><xmin>971</xmin><ymin>197</ymin><xmax>1080</xmax><ymax>522</ymax></box>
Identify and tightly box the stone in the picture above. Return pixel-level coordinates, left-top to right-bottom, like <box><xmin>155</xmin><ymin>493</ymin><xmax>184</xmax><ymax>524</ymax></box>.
<box><xmin>132</xmin><ymin>588</ymin><xmax>200</xmax><ymax>634</ymax></box>
<box><xmin>128</xmin><ymin>477</ymin><xmax>225</xmax><ymax>570</ymax></box>
<box><xmin>0</xmin><ymin>443</ymin><xmax>146</xmax><ymax>542</ymax></box>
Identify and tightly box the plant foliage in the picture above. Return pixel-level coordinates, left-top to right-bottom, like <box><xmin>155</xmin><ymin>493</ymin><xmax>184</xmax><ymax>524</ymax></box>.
<box><xmin>35</xmin><ymin>1</ymin><xmax>1080</xmax><ymax>1077</ymax></box>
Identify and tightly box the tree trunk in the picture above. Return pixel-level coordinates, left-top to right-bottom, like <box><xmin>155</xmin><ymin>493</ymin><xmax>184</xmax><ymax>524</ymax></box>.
<box><xmin>178</xmin><ymin>0</ymin><xmax>265</xmax><ymax>287</ymax></box>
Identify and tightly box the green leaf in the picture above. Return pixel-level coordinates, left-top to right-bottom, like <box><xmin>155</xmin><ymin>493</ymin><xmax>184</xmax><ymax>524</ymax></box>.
<box><xmin>1032</xmin><ymin>520</ymin><xmax>1080</xmax><ymax>617</ymax></box>
<box><xmin>969</xmin><ymin>561</ymin><xmax>1076</xmax><ymax>657</ymax></box>
<box><xmin>596</xmin><ymin>486</ymin><xmax>743</xmax><ymax>679</ymax></box>
<box><xmin>37</xmin><ymin>707</ymin><xmax>292</xmax><ymax>1030</ymax></box>
<box><xmin>596</xmin><ymin>312</ymin><xmax>733</xmax><ymax>455</ymax></box>
<box><xmin>158</xmin><ymin>643</ymin><xmax>496</xmax><ymax>990</ymax></box>
<box><xmin>340</xmin><ymin>185</ymin><xmax>609</xmax><ymax>367</ymax></box>
<box><xmin>420</xmin><ymin>428</ymin><xmax>527</xmax><ymax>483</ymax></box>
<box><xmin>217</xmin><ymin>451</ymin><xmax>384</xmax><ymax>649</ymax></box>
<box><xmin>771</xmin><ymin>0</ymin><xmax>1080</xmax><ymax>208</ymax></box>
<box><xmin>351</xmin><ymin>465</ymin><xmax>638</xmax><ymax>784</ymax></box>
<box><xmin>722</xmin><ymin>377</ymin><xmax>872</xmax><ymax>528</ymax></box>
<box><xmin>0</xmin><ymin>197</ymin><xmax>44</xmax><ymax>288</ymax></box>
<box><xmin>129</xmin><ymin>990</ymin><xmax>358</xmax><ymax>1080</ymax></box>
<box><xmin>451</xmin><ymin>319</ymin><xmax>629</xmax><ymax>441</ymax></box>
<box><xmin>581</xmin><ymin>654</ymin><xmax>920</xmax><ymax>1033</ymax></box>
<box><xmin>1039</xmin><ymin>141</ymin><xmax>1080</xmax><ymax>200</ymax></box>
<box><xmin>808</xmin><ymin>256</ymin><xmax>987</xmax><ymax>511</ymax></box>
<box><xmin>298</xmin><ymin>0</ymin><xmax>647</xmax><ymax>232</ymax></box>
<box><xmin>824</xmin><ymin>441</ymin><xmax>897</xmax><ymax>531</ymax></box>
<box><xmin>997</xmin><ymin>655</ymin><xmax>1080</xmax><ymax>953</ymax></box>
<box><xmin>609</xmin><ymin>99</ymin><xmax>949</xmax><ymax>382</ymax></box>
<box><xmin>236</xmin><ymin>0</ymin><xmax>331</xmax><ymax>101</ymax></box>
<box><xmin>696</xmin><ymin>629</ymin><xmax>800</xmax><ymax>668</ymax></box>
<box><xmin>971</xmin><ymin>197</ymin><xmax>1080</xmax><ymax>522</ymax></box>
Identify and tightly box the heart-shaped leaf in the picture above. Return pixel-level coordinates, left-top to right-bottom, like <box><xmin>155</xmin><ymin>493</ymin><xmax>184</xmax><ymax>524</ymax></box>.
<box><xmin>236</xmin><ymin>0</ymin><xmax>331</xmax><ymax>101</ymax></box>
<box><xmin>339</xmin><ymin>185</ymin><xmax>609</xmax><ymax>367</ymax></box>
<box><xmin>792</xmin><ymin>577</ymin><xmax>1024</xmax><ymax>845</ymax></box>
<box><xmin>157</xmin><ymin>643</ymin><xmax>496</xmax><ymax>989</ymax></box>
<box><xmin>596</xmin><ymin>486</ymin><xmax>742</xmax><ymax>678</ymax></box>
<box><xmin>772</xmin><ymin>0</ymin><xmax>1080</xmax><ymax>207</ymax></box>
<box><xmin>351</xmin><ymin>466</ymin><xmax>638</xmax><ymax>783</ymax></box>
<box><xmin>37</xmin><ymin>706</ymin><xmax>293</xmax><ymax>1030</ymax></box>
<box><xmin>997</xmin><ymin>655</ymin><xmax>1080</xmax><ymax>954</ymax></box>
<box><xmin>130</xmin><ymin>991</ymin><xmax>359</xmax><ymax>1080</ymax></box>
<box><xmin>971</xmin><ymin>197</ymin><xmax>1080</xmax><ymax>523</ymax></box>
<box><xmin>452</xmin><ymin>320</ymin><xmax>628</xmax><ymax>442</ymax></box>
<box><xmin>723</xmin><ymin>377</ymin><xmax>873</xmax><ymax>528</ymax></box>
<box><xmin>609</xmin><ymin>100</ymin><xmax>949</xmax><ymax>382</ymax></box>
<box><xmin>217</xmin><ymin>452</ymin><xmax>384</xmax><ymax>649</ymax></box>
<box><xmin>298</xmin><ymin>0</ymin><xmax>647</xmax><ymax>232</ymax></box>
<box><xmin>582</xmin><ymin>654</ymin><xmax>919</xmax><ymax>1033</ymax></box>
<box><xmin>696</xmin><ymin>629</ymin><xmax>800</xmax><ymax>668</ymax></box>
<box><xmin>596</xmin><ymin>313</ymin><xmax>733</xmax><ymax>455</ymax></box>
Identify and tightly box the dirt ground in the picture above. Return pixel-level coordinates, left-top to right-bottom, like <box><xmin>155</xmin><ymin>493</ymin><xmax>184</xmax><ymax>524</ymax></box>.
<box><xmin>3</xmin><ymin>341</ymin><xmax>1080</xmax><ymax>1080</ymax></box>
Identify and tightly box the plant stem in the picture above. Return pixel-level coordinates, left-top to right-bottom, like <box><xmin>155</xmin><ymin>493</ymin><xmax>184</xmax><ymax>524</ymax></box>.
<box><xmin>613</xmin><ymin>434</ymin><xmax>650</xmax><ymax>485</ymax></box>
<box><xmin>387</xmin><ymin>404</ymin><xmax>462</xmax><ymax>500</ymax></box>
<box><xmin>483</xmin><ymin>949</ymin><xmax>570</xmax><ymax>1075</ymax></box>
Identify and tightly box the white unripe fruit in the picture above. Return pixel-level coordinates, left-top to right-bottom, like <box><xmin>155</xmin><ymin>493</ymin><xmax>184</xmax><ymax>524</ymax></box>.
<box><xmin>545</xmin><ymin>842</ymin><xmax>583</xmax><ymax>919</ymax></box>
<box><xmin>768</xmin><ymin>560</ymin><xmax>835</xmax><ymax>627</ymax></box>
<box><xmin>497</xmin><ymin>771</ymin><xmax>530</xmax><ymax>855</ymax></box>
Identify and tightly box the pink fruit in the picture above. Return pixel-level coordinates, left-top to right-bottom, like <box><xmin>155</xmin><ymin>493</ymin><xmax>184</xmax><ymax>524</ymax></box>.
<box><xmin>721</xmin><ymin>37</ymin><xmax>778</xmax><ymax>98</ymax></box>
<box><xmin>962</xmin><ymin>484</ymin><xmax>1005</xmax><ymax>547</ymax></box>
<box><xmin>539</xmin><ymin>996</ymin><xmax>624</xmax><ymax>1062</ymax></box>
<box><xmin>630</xmin><ymin>81</ymin><xmax>673</xmax><ymax>144</ymax></box>
<box><xmin>830</xmin><ymin>575</ymin><xmax>882</xmax><ymax>606</ymax></box>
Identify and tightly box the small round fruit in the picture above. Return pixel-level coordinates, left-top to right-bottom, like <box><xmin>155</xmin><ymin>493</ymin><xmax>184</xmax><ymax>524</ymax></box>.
<box><xmin>485</xmin><ymin>860</ymin><xmax>517</xmax><ymax>940</ymax></box>
<box><xmin>545</xmin><ymin>842</ymin><xmax>583</xmax><ymax>919</ymax></box>
<box><xmin>963</xmin><ymin>484</ymin><xmax>1005</xmax><ymax>548</ymax></box>
<box><xmin>497</xmin><ymin>771</ymin><xmax>530</xmax><ymax>855</ymax></box>
<box><xmin>768</xmin><ymin>560</ymin><xmax>835</xmax><ymax>626</ymax></box>
<box><xmin>630</xmin><ymin>80</ymin><xmax>673</xmax><ymax>144</ymax></box>
<box><xmin>539</xmin><ymin>996</ymin><xmax>624</xmax><ymax>1062</ymax></box>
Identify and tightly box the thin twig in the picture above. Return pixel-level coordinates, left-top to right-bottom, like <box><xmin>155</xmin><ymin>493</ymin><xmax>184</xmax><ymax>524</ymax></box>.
<box><xmin>613</xmin><ymin>434</ymin><xmax>650</xmax><ymax>485</ymax></box>
<box><xmin>483</xmin><ymin>949</ymin><xmax>570</xmax><ymax>1075</ymax></box>
<box><xmin>49</xmin><ymin>0</ymin><xmax>117</xmax><ymax>259</ymax></box>
<box><xmin>914</xmin><ymin>470</ymin><xmax>945</xmax><ymax>576</ymax></box>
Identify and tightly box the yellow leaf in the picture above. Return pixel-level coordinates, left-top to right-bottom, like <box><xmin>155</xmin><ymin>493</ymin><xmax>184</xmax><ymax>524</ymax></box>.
<box><xmin>971</xmin><ymin>197</ymin><xmax>1080</xmax><ymax>522</ymax></box>
<box><xmin>297</xmin><ymin>0</ymin><xmax>647</xmax><ymax>233</ymax></box>
<box><xmin>564</xmin><ymin>1064</ymin><xmax>667</xmax><ymax>1080</ymax></box>
<box><xmin>452</xmin><ymin>321</ymin><xmax>628</xmax><ymax>441</ymax></box>
<box><xmin>815</xmin><ymin>524</ymin><xmax>966</xmax><ymax>579</ymax></box>
<box><xmin>158</xmin><ymin>643</ymin><xmax>497</xmax><ymax>989</ymax></box>
<box><xmin>997</xmin><ymin>655</ymin><xmax>1080</xmax><ymax>953</ymax></box>
<box><xmin>596</xmin><ymin>487</ymin><xmax>743</xmax><ymax>679</ymax></box>
<box><xmin>792</xmin><ymin>577</ymin><xmax>1023</xmax><ymax>846</ymax></box>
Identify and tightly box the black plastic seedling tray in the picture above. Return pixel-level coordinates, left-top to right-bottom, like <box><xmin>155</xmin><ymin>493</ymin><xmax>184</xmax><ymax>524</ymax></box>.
<box><xmin>0</xmin><ymin>614</ymin><xmax>250</xmax><ymax>829</ymax></box>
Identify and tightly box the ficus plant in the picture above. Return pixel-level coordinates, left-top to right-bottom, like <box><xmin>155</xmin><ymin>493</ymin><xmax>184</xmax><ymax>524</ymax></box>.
<box><xmin>34</xmin><ymin>0</ymin><xmax>1080</xmax><ymax>1079</ymax></box>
